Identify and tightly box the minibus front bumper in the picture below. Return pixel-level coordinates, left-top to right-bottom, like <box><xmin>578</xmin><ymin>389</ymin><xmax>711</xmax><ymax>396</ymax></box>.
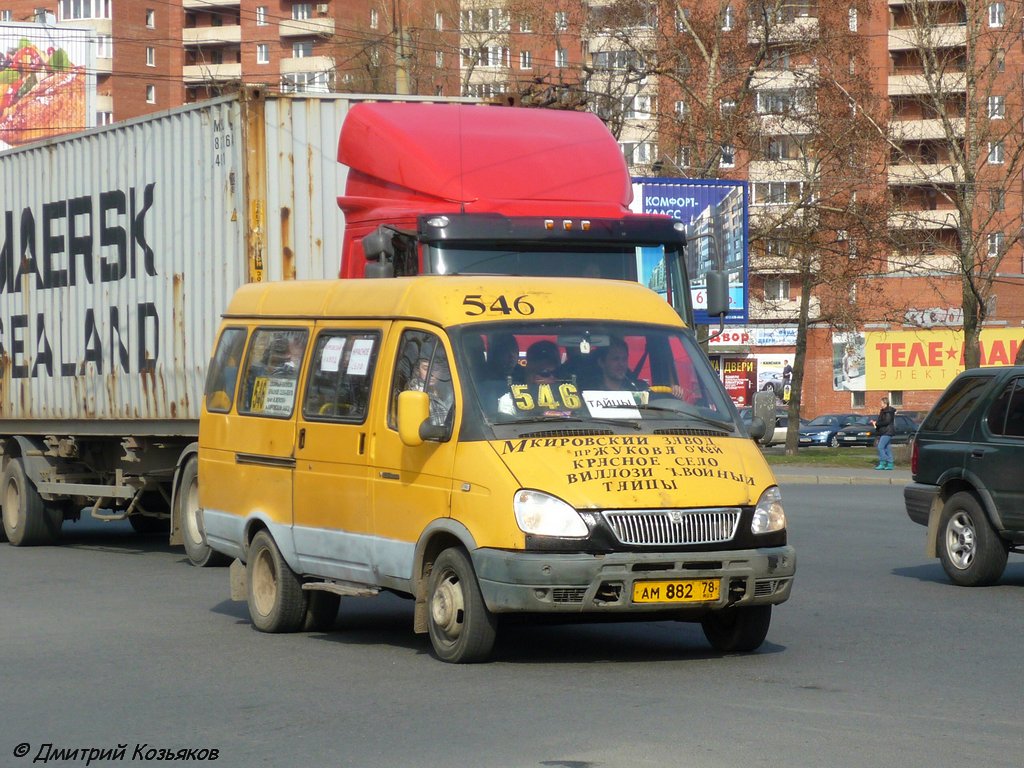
<box><xmin>470</xmin><ymin>546</ymin><xmax>796</xmax><ymax>614</ymax></box>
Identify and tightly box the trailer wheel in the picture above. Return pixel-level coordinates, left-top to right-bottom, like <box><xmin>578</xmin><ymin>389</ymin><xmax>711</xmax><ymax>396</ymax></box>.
<box><xmin>2</xmin><ymin>458</ymin><xmax>62</xmax><ymax>546</ymax></box>
<box><xmin>178</xmin><ymin>458</ymin><xmax>230</xmax><ymax>567</ymax></box>
<box><xmin>247</xmin><ymin>530</ymin><xmax>307</xmax><ymax>633</ymax></box>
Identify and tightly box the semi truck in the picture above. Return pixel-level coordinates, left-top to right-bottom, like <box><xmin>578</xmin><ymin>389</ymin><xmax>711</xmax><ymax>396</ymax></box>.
<box><xmin>0</xmin><ymin>87</ymin><xmax>720</xmax><ymax>565</ymax></box>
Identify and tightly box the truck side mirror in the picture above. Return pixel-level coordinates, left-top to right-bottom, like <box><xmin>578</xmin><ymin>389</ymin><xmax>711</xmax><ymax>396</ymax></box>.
<box><xmin>706</xmin><ymin>270</ymin><xmax>730</xmax><ymax>319</ymax></box>
<box><xmin>362</xmin><ymin>226</ymin><xmax>395</xmax><ymax>278</ymax></box>
<box><xmin>752</xmin><ymin>390</ymin><xmax>777</xmax><ymax>447</ymax></box>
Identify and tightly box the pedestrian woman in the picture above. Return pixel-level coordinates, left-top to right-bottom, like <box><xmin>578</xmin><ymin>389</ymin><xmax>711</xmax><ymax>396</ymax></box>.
<box><xmin>875</xmin><ymin>396</ymin><xmax>896</xmax><ymax>470</ymax></box>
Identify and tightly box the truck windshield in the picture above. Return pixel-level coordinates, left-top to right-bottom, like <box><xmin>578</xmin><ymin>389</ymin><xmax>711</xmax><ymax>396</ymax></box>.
<box><xmin>425</xmin><ymin>244</ymin><xmax>690</xmax><ymax>320</ymax></box>
<box><xmin>454</xmin><ymin>322</ymin><xmax>737</xmax><ymax>436</ymax></box>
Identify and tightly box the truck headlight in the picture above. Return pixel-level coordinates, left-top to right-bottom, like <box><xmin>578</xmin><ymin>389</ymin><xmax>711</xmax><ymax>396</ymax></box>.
<box><xmin>751</xmin><ymin>486</ymin><xmax>786</xmax><ymax>534</ymax></box>
<box><xmin>513</xmin><ymin>490</ymin><xmax>589</xmax><ymax>538</ymax></box>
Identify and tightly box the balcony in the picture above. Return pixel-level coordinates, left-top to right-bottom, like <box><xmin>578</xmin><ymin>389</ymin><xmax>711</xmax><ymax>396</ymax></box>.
<box><xmin>749</xmin><ymin>160</ymin><xmax>809</xmax><ymax>181</ymax></box>
<box><xmin>183</xmin><ymin>0</ymin><xmax>239</xmax><ymax>6</ymax></box>
<box><xmin>888</xmin><ymin>163</ymin><xmax>962</xmax><ymax>185</ymax></box>
<box><xmin>94</xmin><ymin>56</ymin><xmax>112</xmax><ymax>74</ymax></box>
<box><xmin>889</xmin><ymin>24</ymin><xmax>967</xmax><ymax>51</ymax></box>
<box><xmin>279</xmin><ymin>55</ymin><xmax>335</xmax><ymax>74</ymax></box>
<box><xmin>889</xmin><ymin>72</ymin><xmax>966</xmax><ymax>95</ymax></box>
<box><xmin>279</xmin><ymin>17</ymin><xmax>335</xmax><ymax>37</ymax></box>
<box><xmin>748</xmin><ymin>16</ymin><xmax>819</xmax><ymax>45</ymax></box>
<box><xmin>889</xmin><ymin>117</ymin><xmax>965</xmax><ymax>141</ymax></box>
<box><xmin>182</xmin><ymin>25</ymin><xmax>241</xmax><ymax>46</ymax></box>
<box><xmin>888</xmin><ymin>209</ymin><xmax>961</xmax><ymax>229</ymax></box>
<box><xmin>183</xmin><ymin>62</ymin><xmax>242</xmax><ymax>84</ymax></box>
<box><xmin>748</xmin><ymin>295</ymin><xmax>820</xmax><ymax>321</ymax></box>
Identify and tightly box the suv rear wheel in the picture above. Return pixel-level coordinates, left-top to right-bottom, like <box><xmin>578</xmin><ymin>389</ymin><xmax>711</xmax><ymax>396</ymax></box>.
<box><xmin>937</xmin><ymin>492</ymin><xmax>1008</xmax><ymax>587</ymax></box>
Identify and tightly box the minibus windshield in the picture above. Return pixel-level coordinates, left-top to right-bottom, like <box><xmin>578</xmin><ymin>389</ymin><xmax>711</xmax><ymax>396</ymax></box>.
<box><xmin>455</xmin><ymin>322</ymin><xmax>736</xmax><ymax>433</ymax></box>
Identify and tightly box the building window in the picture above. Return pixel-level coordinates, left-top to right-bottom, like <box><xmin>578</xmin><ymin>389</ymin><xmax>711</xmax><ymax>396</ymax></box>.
<box><xmin>721</xmin><ymin>145</ymin><xmax>736</xmax><ymax>168</ymax></box>
<box><xmin>96</xmin><ymin>111</ymin><xmax>113</xmax><ymax>125</ymax></box>
<box><xmin>291</xmin><ymin>3</ymin><xmax>311</xmax><ymax>19</ymax></box>
<box><xmin>293</xmin><ymin>41</ymin><xmax>313</xmax><ymax>58</ymax></box>
<box><xmin>848</xmin><ymin>7</ymin><xmax>857</xmax><ymax>31</ymax></box>
<box><xmin>623</xmin><ymin>94</ymin><xmax>652</xmax><ymax>119</ymax></box>
<box><xmin>0</xmin><ymin>10</ymin><xmax>10</xmax><ymax>20</ymax></box>
<box><xmin>60</xmin><ymin>0</ymin><xmax>112</xmax><ymax>20</ymax></box>
<box><xmin>674</xmin><ymin>100</ymin><xmax>687</xmax><ymax>119</ymax></box>
<box><xmin>889</xmin><ymin>391</ymin><xmax>904</xmax><ymax>407</ymax></box>
<box><xmin>282</xmin><ymin>71</ymin><xmax>330</xmax><ymax>94</ymax></box>
<box><xmin>256</xmin><ymin>6</ymin><xmax>267</xmax><ymax>25</ymax></box>
<box><xmin>146</xmin><ymin>46</ymin><xmax>155</xmax><ymax>66</ymax></box>
<box><xmin>144</xmin><ymin>8</ymin><xmax>154</xmax><ymax>26</ymax></box>
<box><xmin>519</xmin><ymin>50</ymin><xmax>532</xmax><ymax>69</ymax></box>
<box><xmin>765</xmin><ymin>278</ymin><xmax>790</xmax><ymax>300</ymax></box>
<box><xmin>619</xmin><ymin>141</ymin><xmax>653</xmax><ymax>166</ymax></box>
<box><xmin>554</xmin><ymin>10</ymin><xmax>568</xmax><ymax>30</ymax></box>
<box><xmin>852</xmin><ymin>391</ymin><xmax>865</xmax><ymax>408</ymax></box>
<box><xmin>555</xmin><ymin>48</ymin><xmax>567</xmax><ymax>68</ymax></box>
<box><xmin>988</xmin><ymin>95</ymin><xmax>1005</xmax><ymax>119</ymax></box>
<box><xmin>991</xmin><ymin>189</ymin><xmax>1005</xmax><ymax>211</ymax></box>
<box><xmin>720</xmin><ymin>98</ymin><xmax>736</xmax><ymax>116</ymax></box>
<box><xmin>435</xmin><ymin>11</ymin><xmax>443</xmax><ymax>30</ymax></box>
<box><xmin>988</xmin><ymin>2</ymin><xmax>1005</xmax><ymax>26</ymax></box>
<box><xmin>370</xmin><ymin>7</ymin><xmax>378</xmax><ymax>28</ymax></box>
<box><xmin>721</xmin><ymin>5</ymin><xmax>734</xmax><ymax>30</ymax></box>
<box><xmin>256</xmin><ymin>43</ymin><xmax>269</xmax><ymax>64</ymax></box>
<box><xmin>988</xmin><ymin>232</ymin><xmax>1005</xmax><ymax>257</ymax></box>
<box><xmin>987</xmin><ymin>141</ymin><xmax>1004</xmax><ymax>164</ymax></box>
<box><xmin>145</xmin><ymin>85</ymin><xmax>155</xmax><ymax>104</ymax></box>
<box><xmin>95</xmin><ymin>34</ymin><xmax>112</xmax><ymax>58</ymax></box>
<box><xmin>435</xmin><ymin>50</ymin><xmax>443</xmax><ymax>68</ymax></box>
<box><xmin>996</xmin><ymin>48</ymin><xmax>1005</xmax><ymax>71</ymax></box>
<box><xmin>677</xmin><ymin>147</ymin><xmax>690</xmax><ymax>168</ymax></box>
<box><xmin>519</xmin><ymin>17</ymin><xmax>532</xmax><ymax>32</ymax></box>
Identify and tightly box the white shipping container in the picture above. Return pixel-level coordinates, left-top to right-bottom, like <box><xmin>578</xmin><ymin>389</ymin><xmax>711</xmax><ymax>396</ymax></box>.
<box><xmin>0</xmin><ymin>89</ymin><xmax>360</xmax><ymax>428</ymax></box>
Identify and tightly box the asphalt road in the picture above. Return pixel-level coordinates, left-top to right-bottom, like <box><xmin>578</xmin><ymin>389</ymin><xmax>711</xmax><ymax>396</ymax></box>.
<box><xmin>1</xmin><ymin>483</ymin><xmax>1021</xmax><ymax>768</ymax></box>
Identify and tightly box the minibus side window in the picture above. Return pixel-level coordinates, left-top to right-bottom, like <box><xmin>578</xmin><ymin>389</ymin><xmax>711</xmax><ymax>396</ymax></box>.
<box><xmin>204</xmin><ymin>327</ymin><xmax>247</xmax><ymax>412</ymax></box>
<box><xmin>237</xmin><ymin>328</ymin><xmax>308</xmax><ymax>418</ymax></box>
<box><xmin>389</xmin><ymin>330</ymin><xmax>454</xmax><ymax>430</ymax></box>
<box><xmin>302</xmin><ymin>331</ymin><xmax>380</xmax><ymax>422</ymax></box>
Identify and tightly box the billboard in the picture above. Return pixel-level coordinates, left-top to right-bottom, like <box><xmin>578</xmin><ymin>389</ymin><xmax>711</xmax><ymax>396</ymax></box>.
<box><xmin>864</xmin><ymin>328</ymin><xmax>1024</xmax><ymax>391</ymax></box>
<box><xmin>0</xmin><ymin>23</ymin><xmax>94</xmax><ymax>150</ymax></box>
<box><xmin>631</xmin><ymin>178</ymin><xmax>749</xmax><ymax>325</ymax></box>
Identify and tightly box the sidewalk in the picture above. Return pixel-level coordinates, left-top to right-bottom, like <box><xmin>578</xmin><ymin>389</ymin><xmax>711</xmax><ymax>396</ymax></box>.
<box><xmin>769</xmin><ymin>464</ymin><xmax>912</xmax><ymax>486</ymax></box>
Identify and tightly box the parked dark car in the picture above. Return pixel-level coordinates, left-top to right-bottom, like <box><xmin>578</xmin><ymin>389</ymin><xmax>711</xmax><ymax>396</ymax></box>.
<box><xmin>904</xmin><ymin>366</ymin><xmax>1024</xmax><ymax>586</ymax></box>
<box><xmin>835</xmin><ymin>414</ymin><xmax>921</xmax><ymax>447</ymax></box>
<box><xmin>798</xmin><ymin>413</ymin><xmax>868</xmax><ymax>447</ymax></box>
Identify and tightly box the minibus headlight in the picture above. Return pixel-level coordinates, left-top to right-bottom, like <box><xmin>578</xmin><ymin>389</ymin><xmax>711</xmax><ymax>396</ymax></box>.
<box><xmin>513</xmin><ymin>490</ymin><xmax>589</xmax><ymax>538</ymax></box>
<box><xmin>751</xmin><ymin>486</ymin><xmax>786</xmax><ymax>534</ymax></box>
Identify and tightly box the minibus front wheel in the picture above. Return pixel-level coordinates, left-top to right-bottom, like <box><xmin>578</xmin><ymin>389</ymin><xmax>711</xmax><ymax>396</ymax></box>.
<box><xmin>427</xmin><ymin>548</ymin><xmax>497</xmax><ymax>663</ymax></box>
<box><xmin>247</xmin><ymin>530</ymin><xmax>307</xmax><ymax>633</ymax></box>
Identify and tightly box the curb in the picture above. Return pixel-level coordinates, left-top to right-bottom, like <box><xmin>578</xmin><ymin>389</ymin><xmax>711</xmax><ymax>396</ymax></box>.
<box><xmin>774</xmin><ymin>473</ymin><xmax>908</xmax><ymax>486</ymax></box>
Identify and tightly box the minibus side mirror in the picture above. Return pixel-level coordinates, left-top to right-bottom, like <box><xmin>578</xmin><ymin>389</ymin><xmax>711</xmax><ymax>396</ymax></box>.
<box><xmin>397</xmin><ymin>391</ymin><xmax>430</xmax><ymax>446</ymax></box>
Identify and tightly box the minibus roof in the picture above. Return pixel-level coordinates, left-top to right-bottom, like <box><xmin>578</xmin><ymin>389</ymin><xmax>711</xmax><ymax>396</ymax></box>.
<box><xmin>223</xmin><ymin>276</ymin><xmax>684</xmax><ymax>328</ymax></box>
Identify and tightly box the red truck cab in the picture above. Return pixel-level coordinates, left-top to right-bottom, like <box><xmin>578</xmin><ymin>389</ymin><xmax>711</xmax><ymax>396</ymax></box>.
<box><xmin>336</xmin><ymin>102</ymin><xmax>705</xmax><ymax>324</ymax></box>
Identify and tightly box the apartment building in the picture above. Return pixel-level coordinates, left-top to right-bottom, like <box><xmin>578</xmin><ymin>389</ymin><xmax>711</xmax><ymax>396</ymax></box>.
<box><xmin>3</xmin><ymin>0</ymin><xmax>1022</xmax><ymax>417</ymax></box>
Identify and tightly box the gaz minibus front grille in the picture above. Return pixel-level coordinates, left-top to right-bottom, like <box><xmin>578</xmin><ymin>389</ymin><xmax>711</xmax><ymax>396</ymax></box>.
<box><xmin>602</xmin><ymin>508</ymin><xmax>741</xmax><ymax>546</ymax></box>
<box><xmin>518</xmin><ymin>429</ymin><xmax>614</xmax><ymax>438</ymax></box>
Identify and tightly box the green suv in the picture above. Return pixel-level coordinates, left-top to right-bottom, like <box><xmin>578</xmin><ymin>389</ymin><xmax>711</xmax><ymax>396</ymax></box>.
<box><xmin>904</xmin><ymin>366</ymin><xmax>1024</xmax><ymax>586</ymax></box>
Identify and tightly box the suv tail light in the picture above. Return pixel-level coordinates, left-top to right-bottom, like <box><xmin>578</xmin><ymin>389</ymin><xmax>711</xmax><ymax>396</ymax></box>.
<box><xmin>910</xmin><ymin>438</ymin><xmax>919</xmax><ymax>475</ymax></box>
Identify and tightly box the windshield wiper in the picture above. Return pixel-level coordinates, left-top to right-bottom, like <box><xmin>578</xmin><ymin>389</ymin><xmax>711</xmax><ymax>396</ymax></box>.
<box><xmin>491</xmin><ymin>415</ymin><xmax>641</xmax><ymax>431</ymax></box>
<box><xmin>638</xmin><ymin>404</ymin><xmax>735</xmax><ymax>432</ymax></box>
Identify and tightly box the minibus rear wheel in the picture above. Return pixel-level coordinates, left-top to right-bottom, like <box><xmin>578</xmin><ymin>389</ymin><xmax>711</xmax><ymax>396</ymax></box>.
<box><xmin>701</xmin><ymin>605</ymin><xmax>772</xmax><ymax>653</ymax></box>
<box><xmin>426</xmin><ymin>548</ymin><xmax>497</xmax><ymax>663</ymax></box>
<box><xmin>247</xmin><ymin>530</ymin><xmax>307</xmax><ymax>633</ymax></box>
